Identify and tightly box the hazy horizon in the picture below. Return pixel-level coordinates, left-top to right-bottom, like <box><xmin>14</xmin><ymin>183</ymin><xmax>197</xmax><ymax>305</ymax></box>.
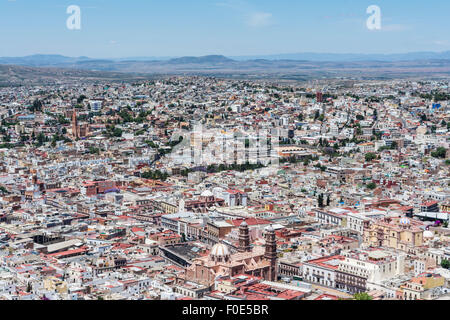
<box><xmin>2</xmin><ymin>50</ymin><xmax>450</xmax><ymax>61</ymax></box>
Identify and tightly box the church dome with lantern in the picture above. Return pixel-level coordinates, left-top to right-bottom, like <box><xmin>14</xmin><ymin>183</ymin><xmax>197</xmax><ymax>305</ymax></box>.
<box><xmin>210</xmin><ymin>243</ymin><xmax>231</xmax><ymax>263</ymax></box>
<box><xmin>423</xmin><ymin>230</ymin><xmax>434</xmax><ymax>240</ymax></box>
<box><xmin>200</xmin><ymin>190</ymin><xmax>215</xmax><ymax>202</ymax></box>
<box><xmin>201</xmin><ymin>190</ymin><xmax>214</xmax><ymax>198</ymax></box>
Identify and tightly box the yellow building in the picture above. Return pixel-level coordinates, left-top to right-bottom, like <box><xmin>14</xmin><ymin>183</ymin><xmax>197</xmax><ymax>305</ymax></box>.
<box><xmin>400</xmin><ymin>273</ymin><xmax>445</xmax><ymax>300</ymax></box>
<box><xmin>363</xmin><ymin>217</ymin><xmax>423</xmax><ymax>252</ymax></box>
<box><xmin>43</xmin><ymin>277</ymin><xmax>68</xmax><ymax>294</ymax></box>
<box><xmin>160</xmin><ymin>201</ymin><xmax>178</xmax><ymax>214</ymax></box>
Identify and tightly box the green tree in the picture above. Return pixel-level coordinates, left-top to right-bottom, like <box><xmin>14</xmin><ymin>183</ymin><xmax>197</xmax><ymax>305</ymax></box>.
<box><xmin>112</xmin><ymin>128</ymin><xmax>123</xmax><ymax>137</ymax></box>
<box><xmin>20</xmin><ymin>134</ymin><xmax>29</xmax><ymax>142</ymax></box>
<box><xmin>36</xmin><ymin>132</ymin><xmax>46</xmax><ymax>147</ymax></box>
<box><xmin>314</xmin><ymin>110</ymin><xmax>320</xmax><ymax>120</ymax></box>
<box><xmin>356</xmin><ymin>125</ymin><xmax>363</xmax><ymax>136</ymax></box>
<box><xmin>318</xmin><ymin>194</ymin><xmax>324</xmax><ymax>208</ymax></box>
<box><xmin>431</xmin><ymin>147</ymin><xmax>447</xmax><ymax>159</ymax></box>
<box><xmin>77</xmin><ymin>95</ymin><xmax>87</xmax><ymax>104</ymax></box>
<box><xmin>89</xmin><ymin>147</ymin><xmax>100</xmax><ymax>155</ymax></box>
<box><xmin>441</xmin><ymin>259</ymin><xmax>450</xmax><ymax>269</ymax></box>
<box><xmin>354</xmin><ymin>292</ymin><xmax>373</xmax><ymax>300</ymax></box>
<box><xmin>431</xmin><ymin>125</ymin><xmax>437</xmax><ymax>134</ymax></box>
<box><xmin>365</xmin><ymin>153</ymin><xmax>377</xmax><ymax>162</ymax></box>
<box><xmin>318</xmin><ymin>114</ymin><xmax>325</xmax><ymax>122</ymax></box>
<box><xmin>367</xmin><ymin>182</ymin><xmax>377</xmax><ymax>190</ymax></box>
<box><xmin>30</xmin><ymin>99</ymin><xmax>43</xmax><ymax>112</ymax></box>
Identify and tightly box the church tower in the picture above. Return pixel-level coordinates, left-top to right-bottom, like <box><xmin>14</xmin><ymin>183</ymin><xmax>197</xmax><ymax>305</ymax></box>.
<box><xmin>238</xmin><ymin>220</ymin><xmax>251</xmax><ymax>253</ymax></box>
<box><xmin>264</xmin><ymin>225</ymin><xmax>277</xmax><ymax>281</ymax></box>
<box><xmin>72</xmin><ymin>109</ymin><xmax>79</xmax><ymax>139</ymax></box>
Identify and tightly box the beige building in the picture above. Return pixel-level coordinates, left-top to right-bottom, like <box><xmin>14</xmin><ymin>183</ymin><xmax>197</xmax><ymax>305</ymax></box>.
<box><xmin>399</xmin><ymin>273</ymin><xmax>445</xmax><ymax>300</ymax></box>
<box><xmin>363</xmin><ymin>217</ymin><xmax>424</xmax><ymax>252</ymax></box>
<box><xmin>43</xmin><ymin>277</ymin><xmax>68</xmax><ymax>294</ymax></box>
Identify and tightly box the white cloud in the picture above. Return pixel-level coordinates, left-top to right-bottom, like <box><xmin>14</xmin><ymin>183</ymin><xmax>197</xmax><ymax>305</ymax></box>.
<box><xmin>434</xmin><ymin>40</ymin><xmax>450</xmax><ymax>46</ymax></box>
<box><xmin>247</xmin><ymin>12</ymin><xmax>273</xmax><ymax>27</ymax></box>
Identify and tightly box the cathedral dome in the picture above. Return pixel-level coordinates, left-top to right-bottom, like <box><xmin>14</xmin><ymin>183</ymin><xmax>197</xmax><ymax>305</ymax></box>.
<box><xmin>210</xmin><ymin>243</ymin><xmax>230</xmax><ymax>262</ymax></box>
<box><xmin>423</xmin><ymin>230</ymin><xmax>434</xmax><ymax>239</ymax></box>
<box><xmin>201</xmin><ymin>190</ymin><xmax>214</xmax><ymax>198</ymax></box>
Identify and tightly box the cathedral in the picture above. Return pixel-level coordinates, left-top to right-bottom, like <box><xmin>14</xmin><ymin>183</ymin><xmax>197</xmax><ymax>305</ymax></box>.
<box><xmin>72</xmin><ymin>110</ymin><xmax>89</xmax><ymax>139</ymax></box>
<box><xmin>185</xmin><ymin>221</ymin><xmax>278</xmax><ymax>288</ymax></box>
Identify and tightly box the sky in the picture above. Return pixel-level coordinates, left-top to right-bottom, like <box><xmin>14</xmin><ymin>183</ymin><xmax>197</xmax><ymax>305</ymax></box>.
<box><xmin>0</xmin><ymin>0</ymin><xmax>449</xmax><ymax>58</ymax></box>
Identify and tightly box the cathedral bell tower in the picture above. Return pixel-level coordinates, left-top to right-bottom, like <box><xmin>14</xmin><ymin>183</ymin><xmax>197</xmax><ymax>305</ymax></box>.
<box><xmin>264</xmin><ymin>225</ymin><xmax>277</xmax><ymax>281</ymax></box>
<box><xmin>238</xmin><ymin>220</ymin><xmax>251</xmax><ymax>253</ymax></box>
<box><xmin>72</xmin><ymin>109</ymin><xmax>79</xmax><ymax>139</ymax></box>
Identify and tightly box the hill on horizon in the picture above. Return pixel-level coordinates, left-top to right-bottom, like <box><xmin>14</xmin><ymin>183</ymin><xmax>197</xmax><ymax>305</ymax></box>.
<box><xmin>2</xmin><ymin>51</ymin><xmax>450</xmax><ymax>65</ymax></box>
<box><xmin>1</xmin><ymin>52</ymin><xmax>450</xmax><ymax>83</ymax></box>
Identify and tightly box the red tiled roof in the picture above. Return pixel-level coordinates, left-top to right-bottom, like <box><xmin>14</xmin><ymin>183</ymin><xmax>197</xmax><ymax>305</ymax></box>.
<box><xmin>305</xmin><ymin>255</ymin><xmax>345</xmax><ymax>270</ymax></box>
<box><xmin>47</xmin><ymin>247</ymin><xmax>88</xmax><ymax>258</ymax></box>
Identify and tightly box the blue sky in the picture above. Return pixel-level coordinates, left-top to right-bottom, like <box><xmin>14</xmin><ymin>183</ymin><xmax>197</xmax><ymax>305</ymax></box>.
<box><xmin>0</xmin><ymin>0</ymin><xmax>449</xmax><ymax>58</ymax></box>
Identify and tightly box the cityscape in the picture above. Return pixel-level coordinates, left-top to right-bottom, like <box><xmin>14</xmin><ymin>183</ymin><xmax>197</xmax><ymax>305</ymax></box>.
<box><xmin>0</xmin><ymin>0</ymin><xmax>449</xmax><ymax>305</ymax></box>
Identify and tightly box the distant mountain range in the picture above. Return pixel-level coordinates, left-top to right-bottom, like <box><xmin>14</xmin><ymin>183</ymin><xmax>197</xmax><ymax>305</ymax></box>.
<box><xmin>166</xmin><ymin>55</ymin><xmax>235</xmax><ymax>64</ymax></box>
<box><xmin>0</xmin><ymin>64</ymin><xmax>158</xmax><ymax>87</ymax></box>
<box><xmin>1</xmin><ymin>52</ymin><xmax>450</xmax><ymax>82</ymax></box>
<box><xmin>2</xmin><ymin>51</ymin><xmax>450</xmax><ymax>67</ymax></box>
<box><xmin>0</xmin><ymin>54</ymin><xmax>93</xmax><ymax>67</ymax></box>
<box><xmin>0</xmin><ymin>54</ymin><xmax>235</xmax><ymax>67</ymax></box>
<box><xmin>230</xmin><ymin>51</ymin><xmax>450</xmax><ymax>62</ymax></box>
